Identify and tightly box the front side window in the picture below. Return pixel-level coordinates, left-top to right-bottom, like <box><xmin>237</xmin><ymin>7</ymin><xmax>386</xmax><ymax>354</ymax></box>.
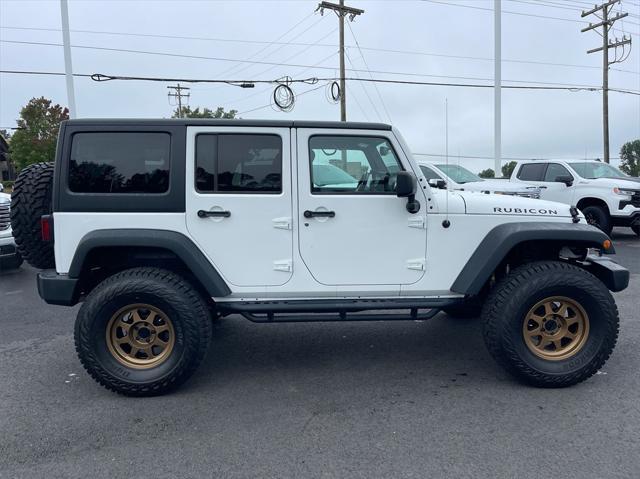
<box><xmin>69</xmin><ymin>132</ymin><xmax>170</xmax><ymax>193</ymax></box>
<box><xmin>309</xmin><ymin>136</ymin><xmax>402</xmax><ymax>194</ymax></box>
<box><xmin>517</xmin><ymin>163</ymin><xmax>547</xmax><ymax>181</ymax></box>
<box><xmin>420</xmin><ymin>165</ymin><xmax>443</xmax><ymax>181</ymax></box>
<box><xmin>544</xmin><ymin>163</ymin><xmax>573</xmax><ymax>182</ymax></box>
<box><xmin>196</xmin><ymin>134</ymin><xmax>282</xmax><ymax>193</ymax></box>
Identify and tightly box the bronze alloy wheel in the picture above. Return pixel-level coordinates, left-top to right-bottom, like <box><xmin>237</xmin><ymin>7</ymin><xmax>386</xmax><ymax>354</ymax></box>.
<box><xmin>106</xmin><ymin>304</ymin><xmax>176</xmax><ymax>369</ymax></box>
<box><xmin>522</xmin><ymin>296</ymin><xmax>590</xmax><ymax>361</ymax></box>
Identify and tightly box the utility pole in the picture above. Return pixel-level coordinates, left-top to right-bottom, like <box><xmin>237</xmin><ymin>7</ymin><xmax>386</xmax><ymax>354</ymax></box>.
<box><xmin>167</xmin><ymin>84</ymin><xmax>190</xmax><ymax>118</ymax></box>
<box><xmin>317</xmin><ymin>1</ymin><xmax>364</xmax><ymax>121</ymax></box>
<box><xmin>581</xmin><ymin>0</ymin><xmax>631</xmax><ymax>163</ymax></box>
<box><xmin>60</xmin><ymin>0</ymin><xmax>76</xmax><ymax>118</ymax></box>
<box><xmin>494</xmin><ymin>0</ymin><xmax>501</xmax><ymax>176</ymax></box>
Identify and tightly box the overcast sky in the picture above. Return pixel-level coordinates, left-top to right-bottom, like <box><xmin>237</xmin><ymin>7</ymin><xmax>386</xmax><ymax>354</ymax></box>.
<box><xmin>1</xmin><ymin>0</ymin><xmax>639</xmax><ymax>172</ymax></box>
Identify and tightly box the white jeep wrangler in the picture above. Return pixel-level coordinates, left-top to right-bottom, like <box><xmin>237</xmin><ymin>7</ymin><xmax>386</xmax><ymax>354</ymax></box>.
<box><xmin>510</xmin><ymin>159</ymin><xmax>640</xmax><ymax>236</ymax></box>
<box><xmin>11</xmin><ymin>119</ymin><xmax>629</xmax><ymax>396</ymax></box>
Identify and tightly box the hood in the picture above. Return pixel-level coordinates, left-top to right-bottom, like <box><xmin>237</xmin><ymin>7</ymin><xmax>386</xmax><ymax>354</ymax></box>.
<box><xmin>459</xmin><ymin>179</ymin><xmax>538</xmax><ymax>193</ymax></box>
<box><xmin>460</xmin><ymin>191</ymin><xmax>575</xmax><ymax>218</ymax></box>
<box><xmin>577</xmin><ymin>177</ymin><xmax>640</xmax><ymax>189</ymax></box>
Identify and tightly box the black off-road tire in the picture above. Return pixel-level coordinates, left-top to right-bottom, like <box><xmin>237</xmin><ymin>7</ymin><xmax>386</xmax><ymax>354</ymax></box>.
<box><xmin>482</xmin><ymin>261</ymin><xmax>619</xmax><ymax>388</ymax></box>
<box><xmin>10</xmin><ymin>162</ymin><xmax>55</xmax><ymax>269</ymax></box>
<box><xmin>582</xmin><ymin>205</ymin><xmax>612</xmax><ymax>235</ymax></box>
<box><xmin>75</xmin><ymin>267</ymin><xmax>212</xmax><ymax>396</ymax></box>
<box><xmin>632</xmin><ymin>225</ymin><xmax>640</xmax><ymax>237</ymax></box>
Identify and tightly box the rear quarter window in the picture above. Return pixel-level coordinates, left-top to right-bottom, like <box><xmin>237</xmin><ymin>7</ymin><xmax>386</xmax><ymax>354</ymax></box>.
<box><xmin>517</xmin><ymin>163</ymin><xmax>547</xmax><ymax>181</ymax></box>
<box><xmin>68</xmin><ymin>132</ymin><xmax>171</xmax><ymax>193</ymax></box>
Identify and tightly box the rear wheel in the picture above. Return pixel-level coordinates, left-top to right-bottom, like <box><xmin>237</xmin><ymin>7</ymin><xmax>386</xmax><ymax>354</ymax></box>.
<box><xmin>482</xmin><ymin>261</ymin><xmax>618</xmax><ymax>388</ymax></box>
<box><xmin>75</xmin><ymin>267</ymin><xmax>212</xmax><ymax>396</ymax></box>
<box><xmin>582</xmin><ymin>205</ymin><xmax>612</xmax><ymax>235</ymax></box>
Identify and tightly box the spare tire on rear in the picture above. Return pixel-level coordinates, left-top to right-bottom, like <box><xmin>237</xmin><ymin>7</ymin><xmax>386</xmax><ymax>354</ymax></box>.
<box><xmin>10</xmin><ymin>162</ymin><xmax>56</xmax><ymax>269</ymax></box>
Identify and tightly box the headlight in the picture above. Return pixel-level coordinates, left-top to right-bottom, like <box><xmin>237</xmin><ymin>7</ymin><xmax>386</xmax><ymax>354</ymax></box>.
<box><xmin>613</xmin><ymin>187</ymin><xmax>638</xmax><ymax>196</ymax></box>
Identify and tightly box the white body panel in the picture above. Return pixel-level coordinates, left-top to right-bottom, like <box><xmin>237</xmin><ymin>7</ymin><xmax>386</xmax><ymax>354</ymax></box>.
<box><xmin>52</xmin><ymin>127</ymin><xmax>578</xmax><ymax>303</ymax></box>
<box><xmin>184</xmin><ymin>126</ymin><xmax>293</xmax><ymax>287</ymax></box>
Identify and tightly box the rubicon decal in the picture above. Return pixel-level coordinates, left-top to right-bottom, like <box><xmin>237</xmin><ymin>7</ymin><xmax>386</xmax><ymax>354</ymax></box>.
<box><xmin>493</xmin><ymin>207</ymin><xmax>559</xmax><ymax>215</ymax></box>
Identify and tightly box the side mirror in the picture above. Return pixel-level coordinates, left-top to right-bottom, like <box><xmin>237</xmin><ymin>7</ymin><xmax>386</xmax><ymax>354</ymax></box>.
<box><xmin>555</xmin><ymin>175</ymin><xmax>574</xmax><ymax>187</ymax></box>
<box><xmin>396</xmin><ymin>171</ymin><xmax>417</xmax><ymax>197</ymax></box>
<box><xmin>396</xmin><ymin>171</ymin><xmax>420</xmax><ymax>214</ymax></box>
<box><xmin>428</xmin><ymin>178</ymin><xmax>446</xmax><ymax>189</ymax></box>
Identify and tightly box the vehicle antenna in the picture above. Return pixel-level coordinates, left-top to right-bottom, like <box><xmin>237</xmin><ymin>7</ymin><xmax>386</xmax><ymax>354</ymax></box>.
<box><xmin>443</xmin><ymin>98</ymin><xmax>450</xmax><ymax>228</ymax></box>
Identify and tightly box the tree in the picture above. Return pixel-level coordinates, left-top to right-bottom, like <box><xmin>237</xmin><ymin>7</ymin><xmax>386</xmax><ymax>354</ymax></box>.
<box><xmin>501</xmin><ymin>161</ymin><xmax>517</xmax><ymax>179</ymax></box>
<box><xmin>9</xmin><ymin>97</ymin><xmax>69</xmax><ymax>170</ymax></box>
<box><xmin>619</xmin><ymin>139</ymin><xmax>640</xmax><ymax>177</ymax></box>
<box><xmin>478</xmin><ymin>168</ymin><xmax>495</xmax><ymax>178</ymax></box>
<box><xmin>172</xmin><ymin>106</ymin><xmax>237</xmax><ymax>119</ymax></box>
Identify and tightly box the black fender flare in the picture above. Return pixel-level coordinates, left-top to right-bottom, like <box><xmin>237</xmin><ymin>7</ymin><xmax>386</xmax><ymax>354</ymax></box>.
<box><xmin>450</xmin><ymin>222</ymin><xmax>614</xmax><ymax>295</ymax></box>
<box><xmin>69</xmin><ymin>229</ymin><xmax>231</xmax><ymax>297</ymax></box>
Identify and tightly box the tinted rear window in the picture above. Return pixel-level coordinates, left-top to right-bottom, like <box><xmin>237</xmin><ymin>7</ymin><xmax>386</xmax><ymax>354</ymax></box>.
<box><xmin>69</xmin><ymin>132</ymin><xmax>170</xmax><ymax>193</ymax></box>
<box><xmin>517</xmin><ymin>163</ymin><xmax>546</xmax><ymax>181</ymax></box>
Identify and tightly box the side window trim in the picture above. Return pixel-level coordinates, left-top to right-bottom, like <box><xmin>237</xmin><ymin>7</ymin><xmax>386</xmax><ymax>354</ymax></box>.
<box><xmin>308</xmin><ymin>134</ymin><xmax>404</xmax><ymax>196</ymax></box>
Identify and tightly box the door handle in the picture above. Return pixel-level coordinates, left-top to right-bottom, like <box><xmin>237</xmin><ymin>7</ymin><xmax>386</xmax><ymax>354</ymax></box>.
<box><xmin>198</xmin><ymin>209</ymin><xmax>231</xmax><ymax>218</ymax></box>
<box><xmin>304</xmin><ymin>210</ymin><xmax>335</xmax><ymax>218</ymax></box>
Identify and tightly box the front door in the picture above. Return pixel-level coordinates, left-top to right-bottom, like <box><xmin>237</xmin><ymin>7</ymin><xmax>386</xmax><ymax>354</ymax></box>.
<box><xmin>296</xmin><ymin>129</ymin><xmax>427</xmax><ymax>287</ymax></box>
<box><xmin>185</xmin><ymin>127</ymin><xmax>293</xmax><ymax>287</ymax></box>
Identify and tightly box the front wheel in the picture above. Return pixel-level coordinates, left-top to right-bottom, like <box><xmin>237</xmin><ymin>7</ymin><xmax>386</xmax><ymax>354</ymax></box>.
<box><xmin>482</xmin><ymin>261</ymin><xmax>619</xmax><ymax>388</ymax></box>
<box><xmin>582</xmin><ymin>205</ymin><xmax>612</xmax><ymax>235</ymax></box>
<box><xmin>74</xmin><ymin>268</ymin><xmax>212</xmax><ymax>396</ymax></box>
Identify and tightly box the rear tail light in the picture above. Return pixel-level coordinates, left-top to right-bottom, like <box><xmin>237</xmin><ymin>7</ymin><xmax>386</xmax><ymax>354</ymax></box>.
<box><xmin>41</xmin><ymin>215</ymin><xmax>53</xmax><ymax>242</ymax></box>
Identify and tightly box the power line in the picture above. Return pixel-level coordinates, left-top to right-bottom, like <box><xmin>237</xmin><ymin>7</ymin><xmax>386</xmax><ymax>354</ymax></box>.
<box><xmin>2</xmin><ymin>69</ymin><xmax>638</xmax><ymax>95</ymax></box>
<box><xmin>347</xmin><ymin>21</ymin><xmax>393</xmax><ymax>123</ymax></box>
<box><xmin>2</xmin><ymin>25</ymin><xmax>638</xmax><ymax>75</ymax></box>
<box><xmin>6</xmin><ymin>39</ymin><xmax>635</xmax><ymax>88</ymax></box>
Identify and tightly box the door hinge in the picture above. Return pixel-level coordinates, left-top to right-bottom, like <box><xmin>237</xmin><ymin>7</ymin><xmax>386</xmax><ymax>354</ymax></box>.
<box><xmin>408</xmin><ymin>217</ymin><xmax>425</xmax><ymax>229</ymax></box>
<box><xmin>272</xmin><ymin>217</ymin><xmax>292</xmax><ymax>230</ymax></box>
<box><xmin>406</xmin><ymin>259</ymin><xmax>426</xmax><ymax>271</ymax></box>
<box><xmin>273</xmin><ymin>260</ymin><xmax>293</xmax><ymax>272</ymax></box>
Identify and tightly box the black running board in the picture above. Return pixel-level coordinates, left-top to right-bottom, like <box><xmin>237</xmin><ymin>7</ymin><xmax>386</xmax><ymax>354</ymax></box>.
<box><xmin>217</xmin><ymin>297</ymin><xmax>458</xmax><ymax>323</ymax></box>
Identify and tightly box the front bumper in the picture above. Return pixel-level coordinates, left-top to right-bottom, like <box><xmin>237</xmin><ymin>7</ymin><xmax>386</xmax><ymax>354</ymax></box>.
<box><xmin>611</xmin><ymin>211</ymin><xmax>640</xmax><ymax>227</ymax></box>
<box><xmin>583</xmin><ymin>255</ymin><xmax>629</xmax><ymax>292</ymax></box>
<box><xmin>0</xmin><ymin>236</ymin><xmax>21</xmax><ymax>269</ymax></box>
<box><xmin>37</xmin><ymin>270</ymin><xmax>79</xmax><ymax>306</ymax></box>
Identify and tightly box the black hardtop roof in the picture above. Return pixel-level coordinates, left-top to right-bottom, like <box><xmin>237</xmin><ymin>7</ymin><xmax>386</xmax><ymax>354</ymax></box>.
<box><xmin>63</xmin><ymin>118</ymin><xmax>392</xmax><ymax>130</ymax></box>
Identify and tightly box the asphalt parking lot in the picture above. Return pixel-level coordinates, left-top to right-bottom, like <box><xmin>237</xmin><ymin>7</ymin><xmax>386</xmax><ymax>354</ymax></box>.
<box><xmin>1</xmin><ymin>229</ymin><xmax>639</xmax><ymax>479</ymax></box>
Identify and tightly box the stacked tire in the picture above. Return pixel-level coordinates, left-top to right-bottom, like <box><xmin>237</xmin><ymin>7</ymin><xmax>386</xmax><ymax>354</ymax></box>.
<box><xmin>10</xmin><ymin>162</ymin><xmax>56</xmax><ymax>269</ymax></box>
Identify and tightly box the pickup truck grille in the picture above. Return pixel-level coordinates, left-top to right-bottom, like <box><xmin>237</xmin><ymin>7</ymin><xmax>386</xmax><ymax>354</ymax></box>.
<box><xmin>631</xmin><ymin>192</ymin><xmax>640</xmax><ymax>208</ymax></box>
<box><xmin>0</xmin><ymin>203</ymin><xmax>10</xmax><ymax>231</ymax></box>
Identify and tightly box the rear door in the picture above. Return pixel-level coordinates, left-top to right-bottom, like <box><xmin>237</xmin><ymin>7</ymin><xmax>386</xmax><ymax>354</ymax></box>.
<box><xmin>185</xmin><ymin>127</ymin><xmax>293</xmax><ymax>287</ymax></box>
<box><xmin>296</xmin><ymin>129</ymin><xmax>427</xmax><ymax>287</ymax></box>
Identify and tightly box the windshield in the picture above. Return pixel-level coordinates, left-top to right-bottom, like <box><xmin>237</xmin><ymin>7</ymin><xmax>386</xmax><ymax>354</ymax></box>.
<box><xmin>570</xmin><ymin>162</ymin><xmax>628</xmax><ymax>179</ymax></box>
<box><xmin>435</xmin><ymin>164</ymin><xmax>482</xmax><ymax>184</ymax></box>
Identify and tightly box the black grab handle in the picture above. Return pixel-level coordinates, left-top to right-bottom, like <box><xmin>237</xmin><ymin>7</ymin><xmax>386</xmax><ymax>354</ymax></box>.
<box><xmin>303</xmin><ymin>210</ymin><xmax>335</xmax><ymax>218</ymax></box>
<box><xmin>198</xmin><ymin>210</ymin><xmax>231</xmax><ymax>218</ymax></box>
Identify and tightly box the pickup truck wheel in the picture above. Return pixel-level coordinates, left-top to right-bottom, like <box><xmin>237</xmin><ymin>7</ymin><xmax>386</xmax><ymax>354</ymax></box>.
<box><xmin>10</xmin><ymin>162</ymin><xmax>55</xmax><ymax>269</ymax></box>
<box><xmin>582</xmin><ymin>205</ymin><xmax>612</xmax><ymax>235</ymax></box>
<box><xmin>74</xmin><ymin>267</ymin><xmax>212</xmax><ymax>396</ymax></box>
<box><xmin>632</xmin><ymin>225</ymin><xmax>640</xmax><ymax>237</ymax></box>
<box><xmin>482</xmin><ymin>261</ymin><xmax>618</xmax><ymax>388</ymax></box>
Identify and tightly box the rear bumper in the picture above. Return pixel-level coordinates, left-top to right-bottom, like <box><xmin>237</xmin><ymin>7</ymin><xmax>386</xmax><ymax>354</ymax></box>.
<box><xmin>583</xmin><ymin>255</ymin><xmax>629</xmax><ymax>292</ymax></box>
<box><xmin>37</xmin><ymin>270</ymin><xmax>79</xmax><ymax>306</ymax></box>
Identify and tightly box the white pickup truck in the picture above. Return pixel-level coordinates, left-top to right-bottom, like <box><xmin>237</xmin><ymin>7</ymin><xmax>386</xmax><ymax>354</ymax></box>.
<box><xmin>510</xmin><ymin>159</ymin><xmax>640</xmax><ymax>235</ymax></box>
<box><xmin>418</xmin><ymin>161</ymin><xmax>540</xmax><ymax>198</ymax></box>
